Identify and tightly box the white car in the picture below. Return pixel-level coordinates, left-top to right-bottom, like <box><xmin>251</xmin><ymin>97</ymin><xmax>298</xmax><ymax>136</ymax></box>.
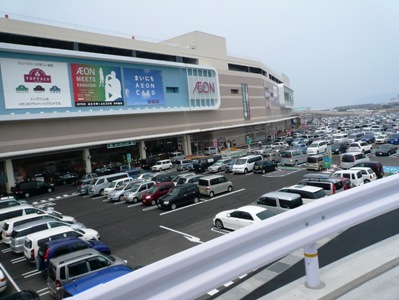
<box><xmin>350</xmin><ymin>167</ymin><xmax>377</xmax><ymax>183</ymax></box>
<box><xmin>347</xmin><ymin>141</ymin><xmax>372</xmax><ymax>153</ymax></box>
<box><xmin>213</xmin><ymin>205</ymin><xmax>275</xmax><ymax>231</ymax></box>
<box><xmin>306</xmin><ymin>140</ymin><xmax>328</xmax><ymax>155</ymax></box>
<box><xmin>375</xmin><ymin>134</ymin><xmax>388</xmax><ymax>144</ymax></box>
<box><xmin>207</xmin><ymin>159</ymin><xmax>232</xmax><ymax>173</ymax></box>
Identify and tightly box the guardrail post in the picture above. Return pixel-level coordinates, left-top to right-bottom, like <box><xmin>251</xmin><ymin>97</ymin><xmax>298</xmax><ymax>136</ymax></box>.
<box><xmin>304</xmin><ymin>243</ymin><xmax>324</xmax><ymax>289</ymax></box>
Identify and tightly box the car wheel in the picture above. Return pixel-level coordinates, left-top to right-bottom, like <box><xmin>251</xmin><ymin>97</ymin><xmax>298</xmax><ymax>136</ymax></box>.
<box><xmin>218</xmin><ymin>168</ymin><xmax>221</xmax><ymax>172</ymax></box>
<box><xmin>215</xmin><ymin>219</ymin><xmax>224</xmax><ymax>229</ymax></box>
<box><xmin>228</xmin><ymin>186</ymin><xmax>233</xmax><ymax>192</ymax></box>
<box><xmin>244</xmin><ymin>168</ymin><xmax>248</xmax><ymax>174</ymax></box>
<box><xmin>318</xmin><ymin>165</ymin><xmax>322</xmax><ymax>171</ymax></box>
<box><xmin>364</xmin><ymin>179</ymin><xmax>370</xmax><ymax>184</ymax></box>
<box><xmin>193</xmin><ymin>197</ymin><xmax>199</xmax><ymax>203</ymax></box>
<box><xmin>100</xmin><ymin>189</ymin><xmax>104</xmax><ymax>196</ymax></box>
<box><xmin>24</xmin><ymin>192</ymin><xmax>30</xmax><ymax>198</ymax></box>
<box><xmin>262</xmin><ymin>169</ymin><xmax>266</xmax><ymax>174</ymax></box>
<box><xmin>151</xmin><ymin>199</ymin><xmax>156</xmax><ymax>206</ymax></box>
<box><xmin>171</xmin><ymin>203</ymin><xmax>177</xmax><ymax>210</ymax></box>
<box><xmin>209</xmin><ymin>191</ymin><xmax>215</xmax><ymax>198</ymax></box>
<box><xmin>295</xmin><ymin>160</ymin><xmax>298</xmax><ymax>166</ymax></box>
<box><xmin>47</xmin><ymin>188</ymin><xmax>53</xmax><ymax>193</ymax></box>
<box><xmin>119</xmin><ymin>195</ymin><xmax>124</xmax><ymax>201</ymax></box>
<box><xmin>133</xmin><ymin>197</ymin><xmax>139</xmax><ymax>203</ymax></box>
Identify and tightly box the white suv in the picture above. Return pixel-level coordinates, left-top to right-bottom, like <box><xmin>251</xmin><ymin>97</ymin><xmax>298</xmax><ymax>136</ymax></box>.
<box><xmin>306</xmin><ymin>140</ymin><xmax>328</xmax><ymax>155</ymax></box>
<box><xmin>347</xmin><ymin>141</ymin><xmax>372</xmax><ymax>153</ymax></box>
<box><xmin>151</xmin><ymin>159</ymin><xmax>173</xmax><ymax>171</ymax></box>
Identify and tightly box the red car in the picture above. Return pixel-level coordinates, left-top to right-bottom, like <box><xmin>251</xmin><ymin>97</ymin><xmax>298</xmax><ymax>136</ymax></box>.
<box><xmin>141</xmin><ymin>182</ymin><xmax>175</xmax><ymax>206</ymax></box>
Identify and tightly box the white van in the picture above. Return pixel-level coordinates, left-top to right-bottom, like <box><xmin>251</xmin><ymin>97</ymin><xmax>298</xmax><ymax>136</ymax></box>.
<box><xmin>0</xmin><ymin>205</ymin><xmax>44</xmax><ymax>230</ymax></box>
<box><xmin>331</xmin><ymin>169</ymin><xmax>364</xmax><ymax>187</ymax></box>
<box><xmin>232</xmin><ymin>155</ymin><xmax>262</xmax><ymax>174</ymax></box>
<box><xmin>87</xmin><ymin>172</ymin><xmax>129</xmax><ymax>196</ymax></box>
<box><xmin>23</xmin><ymin>225</ymin><xmax>100</xmax><ymax>262</ymax></box>
<box><xmin>333</xmin><ymin>133</ymin><xmax>348</xmax><ymax>143</ymax></box>
<box><xmin>103</xmin><ymin>177</ymin><xmax>134</xmax><ymax>197</ymax></box>
<box><xmin>2</xmin><ymin>213</ymin><xmax>46</xmax><ymax>244</ymax></box>
<box><xmin>151</xmin><ymin>159</ymin><xmax>173</xmax><ymax>171</ymax></box>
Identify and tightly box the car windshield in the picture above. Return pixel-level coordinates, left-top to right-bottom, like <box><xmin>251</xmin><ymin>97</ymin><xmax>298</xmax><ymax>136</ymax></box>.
<box><xmin>108</xmin><ymin>182</ymin><xmax>118</xmax><ymax>188</ymax></box>
<box><xmin>256</xmin><ymin>210</ymin><xmax>275</xmax><ymax>220</ymax></box>
<box><xmin>213</xmin><ymin>161</ymin><xmax>223</xmax><ymax>166</ymax></box>
<box><xmin>167</xmin><ymin>188</ymin><xmax>180</xmax><ymax>196</ymax></box>
<box><xmin>308</xmin><ymin>143</ymin><xmax>317</xmax><ymax>148</ymax></box>
<box><xmin>147</xmin><ymin>186</ymin><xmax>158</xmax><ymax>194</ymax></box>
<box><xmin>280</xmin><ymin>152</ymin><xmax>292</xmax><ymax>158</ymax></box>
<box><xmin>129</xmin><ymin>185</ymin><xmax>140</xmax><ymax>192</ymax></box>
<box><xmin>349</xmin><ymin>143</ymin><xmax>359</xmax><ymax>148</ymax></box>
<box><xmin>235</xmin><ymin>159</ymin><xmax>246</xmax><ymax>165</ymax></box>
<box><xmin>116</xmin><ymin>184</ymin><xmax>127</xmax><ymax>190</ymax></box>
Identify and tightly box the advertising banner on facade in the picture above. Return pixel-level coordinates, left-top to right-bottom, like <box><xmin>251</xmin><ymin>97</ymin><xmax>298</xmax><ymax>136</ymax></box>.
<box><xmin>123</xmin><ymin>68</ymin><xmax>164</xmax><ymax>106</ymax></box>
<box><xmin>0</xmin><ymin>58</ymin><xmax>72</xmax><ymax>109</ymax></box>
<box><xmin>241</xmin><ymin>83</ymin><xmax>251</xmax><ymax>120</ymax></box>
<box><xmin>71</xmin><ymin>64</ymin><xmax>124</xmax><ymax>107</ymax></box>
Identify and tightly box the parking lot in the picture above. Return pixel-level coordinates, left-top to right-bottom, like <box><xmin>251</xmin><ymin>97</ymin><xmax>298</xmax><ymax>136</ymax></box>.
<box><xmin>1</xmin><ymin>150</ymin><xmax>398</xmax><ymax>299</ymax></box>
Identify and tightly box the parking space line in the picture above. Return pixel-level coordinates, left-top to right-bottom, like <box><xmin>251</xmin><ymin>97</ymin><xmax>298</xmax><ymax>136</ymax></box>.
<box><xmin>127</xmin><ymin>203</ymin><xmax>142</xmax><ymax>208</ymax></box>
<box><xmin>113</xmin><ymin>201</ymin><xmax>125</xmax><ymax>205</ymax></box>
<box><xmin>0</xmin><ymin>263</ymin><xmax>21</xmax><ymax>292</ymax></box>
<box><xmin>11</xmin><ymin>257</ymin><xmax>26</xmax><ymax>264</ymax></box>
<box><xmin>159</xmin><ymin>201</ymin><xmax>204</xmax><ymax>215</ymax></box>
<box><xmin>24</xmin><ymin>271</ymin><xmax>41</xmax><ymax>278</ymax></box>
<box><xmin>1</xmin><ymin>248</ymin><xmax>12</xmax><ymax>253</ymax></box>
<box><xmin>211</xmin><ymin>227</ymin><xmax>228</xmax><ymax>235</ymax></box>
<box><xmin>143</xmin><ymin>206</ymin><xmax>159</xmax><ymax>211</ymax></box>
<box><xmin>203</xmin><ymin>189</ymin><xmax>246</xmax><ymax>203</ymax></box>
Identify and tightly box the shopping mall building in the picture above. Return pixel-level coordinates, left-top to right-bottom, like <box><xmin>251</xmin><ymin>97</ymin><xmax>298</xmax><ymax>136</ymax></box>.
<box><xmin>0</xmin><ymin>18</ymin><xmax>295</xmax><ymax>191</ymax></box>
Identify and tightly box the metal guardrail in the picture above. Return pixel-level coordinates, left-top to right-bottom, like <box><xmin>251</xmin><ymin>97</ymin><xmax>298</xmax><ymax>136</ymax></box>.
<box><xmin>72</xmin><ymin>174</ymin><xmax>399</xmax><ymax>300</ymax></box>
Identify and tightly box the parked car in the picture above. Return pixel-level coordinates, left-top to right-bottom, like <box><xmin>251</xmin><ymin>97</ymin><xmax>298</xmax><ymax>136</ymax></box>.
<box><xmin>47</xmin><ymin>248</ymin><xmax>127</xmax><ymax>299</ymax></box>
<box><xmin>140</xmin><ymin>156</ymin><xmax>158</xmax><ymax>170</ymax></box>
<box><xmin>331</xmin><ymin>142</ymin><xmax>348</xmax><ymax>155</ymax></box>
<box><xmin>340</xmin><ymin>152</ymin><xmax>370</xmax><ymax>169</ymax></box>
<box><xmin>352</xmin><ymin>161</ymin><xmax>384</xmax><ymax>179</ymax></box>
<box><xmin>306</xmin><ymin>140</ymin><xmax>327</xmax><ymax>155</ymax></box>
<box><xmin>141</xmin><ymin>182</ymin><xmax>175</xmax><ymax>206</ymax></box>
<box><xmin>124</xmin><ymin>181</ymin><xmax>156</xmax><ymax>203</ymax></box>
<box><xmin>62</xmin><ymin>265</ymin><xmax>133</xmax><ymax>298</ymax></box>
<box><xmin>360</xmin><ymin>133</ymin><xmax>376</xmax><ymax>144</ymax></box>
<box><xmin>11</xmin><ymin>181</ymin><xmax>54</xmax><ymax>198</ymax></box>
<box><xmin>173</xmin><ymin>174</ymin><xmax>204</xmax><ymax>186</ymax></box>
<box><xmin>290</xmin><ymin>143</ymin><xmax>308</xmax><ymax>154</ymax></box>
<box><xmin>103</xmin><ymin>177</ymin><xmax>134</xmax><ymax>197</ymax></box>
<box><xmin>253</xmin><ymin>192</ymin><xmax>303</xmax><ymax>214</ymax></box>
<box><xmin>192</xmin><ymin>155</ymin><xmax>223</xmax><ymax>173</ymax></box>
<box><xmin>224</xmin><ymin>158</ymin><xmax>238</xmax><ymax>173</ymax></box>
<box><xmin>374</xmin><ymin>144</ymin><xmax>397</xmax><ymax>156</ymax></box>
<box><xmin>375</xmin><ymin>134</ymin><xmax>389</xmax><ymax>144</ymax></box>
<box><xmin>387</xmin><ymin>133</ymin><xmax>399</xmax><ymax>145</ymax></box>
<box><xmin>36</xmin><ymin>236</ymin><xmax>111</xmax><ymax>273</ymax></box>
<box><xmin>151</xmin><ymin>173</ymin><xmax>174</xmax><ymax>183</ymax></box>
<box><xmin>331</xmin><ymin>169</ymin><xmax>365</xmax><ymax>187</ymax></box>
<box><xmin>107</xmin><ymin>181</ymin><xmax>137</xmax><ymax>202</ymax></box>
<box><xmin>213</xmin><ymin>205</ymin><xmax>275</xmax><ymax>230</ymax></box>
<box><xmin>277</xmin><ymin>185</ymin><xmax>326</xmax><ymax>202</ymax></box>
<box><xmin>347</xmin><ymin>141</ymin><xmax>372</xmax><ymax>153</ymax></box>
<box><xmin>53</xmin><ymin>173</ymin><xmax>79</xmax><ymax>185</ymax></box>
<box><xmin>168</xmin><ymin>151</ymin><xmax>185</xmax><ymax>162</ymax></box>
<box><xmin>204</xmin><ymin>146</ymin><xmax>218</xmax><ymax>155</ymax></box>
<box><xmin>262</xmin><ymin>151</ymin><xmax>281</xmax><ymax>163</ymax></box>
<box><xmin>158</xmin><ymin>183</ymin><xmax>201</xmax><ymax>210</ymax></box>
<box><xmin>253</xmin><ymin>160</ymin><xmax>277</xmax><ymax>174</ymax></box>
<box><xmin>207</xmin><ymin>158</ymin><xmax>232</xmax><ymax>173</ymax></box>
<box><xmin>198</xmin><ymin>175</ymin><xmax>233</xmax><ymax>198</ymax></box>
<box><xmin>350</xmin><ymin>167</ymin><xmax>377</xmax><ymax>183</ymax></box>
<box><xmin>175</xmin><ymin>159</ymin><xmax>194</xmax><ymax>171</ymax></box>
<box><xmin>151</xmin><ymin>159</ymin><xmax>173</xmax><ymax>171</ymax></box>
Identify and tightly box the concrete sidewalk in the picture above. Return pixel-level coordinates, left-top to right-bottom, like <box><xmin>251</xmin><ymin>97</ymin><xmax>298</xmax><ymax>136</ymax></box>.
<box><xmin>262</xmin><ymin>234</ymin><xmax>399</xmax><ymax>300</ymax></box>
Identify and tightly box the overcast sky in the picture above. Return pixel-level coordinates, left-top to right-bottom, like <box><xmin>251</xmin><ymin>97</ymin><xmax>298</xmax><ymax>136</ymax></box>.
<box><xmin>2</xmin><ymin>0</ymin><xmax>399</xmax><ymax>109</ymax></box>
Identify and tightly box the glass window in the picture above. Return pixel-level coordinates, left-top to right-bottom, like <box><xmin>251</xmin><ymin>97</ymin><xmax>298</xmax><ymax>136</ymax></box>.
<box><xmin>68</xmin><ymin>261</ymin><xmax>89</xmax><ymax>277</ymax></box>
<box><xmin>88</xmin><ymin>256</ymin><xmax>110</xmax><ymax>271</ymax></box>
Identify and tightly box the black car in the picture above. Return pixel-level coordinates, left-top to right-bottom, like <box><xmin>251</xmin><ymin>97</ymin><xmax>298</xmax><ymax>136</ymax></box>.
<box><xmin>253</xmin><ymin>160</ymin><xmax>277</xmax><ymax>174</ymax></box>
<box><xmin>157</xmin><ymin>183</ymin><xmax>200</xmax><ymax>210</ymax></box>
<box><xmin>11</xmin><ymin>181</ymin><xmax>54</xmax><ymax>198</ymax></box>
<box><xmin>331</xmin><ymin>142</ymin><xmax>348</xmax><ymax>155</ymax></box>
<box><xmin>141</xmin><ymin>156</ymin><xmax>158</xmax><ymax>170</ymax></box>
<box><xmin>352</xmin><ymin>161</ymin><xmax>384</xmax><ymax>179</ymax></box>
<box><xmin>53</xmin><ymin>173</ymin><xmax>79</xmax><ymax>185</ymax></box>
<box><xmin>151</xmin><ymin>173</ymin><xmax>174</xmax><ymax>183</ymax></box>
<box><xmin>375</xmin><ymin>144</ymin><xmax>397</xmax><ymax>156</ymax></box>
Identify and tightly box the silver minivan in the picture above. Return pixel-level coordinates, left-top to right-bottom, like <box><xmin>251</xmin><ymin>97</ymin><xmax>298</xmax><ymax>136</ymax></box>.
<box><xmin>253</xmin><ymin>191</ymin><xmax>303</xmax><ymax>215</ymax></box>
<box><xmin>198</xmin><ymin>175</ymin><xmax>233</xmax><ymax>198</ymax></box>
<box><xmin>87</xmin><ymin>172</ymin><xmax>129</xmax><ymax>196</ymax></box>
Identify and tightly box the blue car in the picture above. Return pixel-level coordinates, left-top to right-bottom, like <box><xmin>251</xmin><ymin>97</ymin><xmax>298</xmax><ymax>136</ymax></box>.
<box><xmin>62</xmin><ymin>265</ymin><xmax>133</xmax><ymax>298</ymax></box>
<box><xmin>361</xmin><ymin>134</ymin><xmax>375</xmax><ymax>144</ymax></box>
<box><xmin>388</xmin><ymin>133</ymin><xmax>399</xmax><ymax>145</ymax></box>
<box><xmin>36</xmin><ymin>237</ymin><xmax>111</xmax><ymax>272</ymax></box>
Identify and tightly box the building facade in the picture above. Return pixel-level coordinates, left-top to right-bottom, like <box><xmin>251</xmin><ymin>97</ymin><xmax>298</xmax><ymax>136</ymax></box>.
<box><xmin>0</xmin><ymin>18</ymin><xmax>294</xmax><ymax>190</ymax></box>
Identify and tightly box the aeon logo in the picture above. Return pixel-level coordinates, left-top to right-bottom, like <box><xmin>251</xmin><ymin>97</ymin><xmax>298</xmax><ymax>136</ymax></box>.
<box><xmin>193</xmin><ymin>81</ymin><xmax>215</xmax><ymax>93</ymax></box>
<box><xmin>24</xmin><ymin>68</ymin><xmax>52</xmax><ymax>83</ymax></box>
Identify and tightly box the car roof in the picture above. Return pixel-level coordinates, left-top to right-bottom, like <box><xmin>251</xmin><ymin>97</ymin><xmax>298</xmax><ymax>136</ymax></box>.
<box><xmin>236</xmin><ymin>205</ymin><xmax>269</xmax><ymax>213</ymax></box>
<box><xmin>282</xmin><ymin>184</ymin><xmax>324</xmax><ymax>192</ymax></box>
<box><xmin>261</xmin><ymin>191</ymin><xmax>301</xmax><ymax>200</ymax></box>
<box><xmin>50</xmin><ymin>248</ymin><xmax>100</xmax><ymax>265</ymax></box>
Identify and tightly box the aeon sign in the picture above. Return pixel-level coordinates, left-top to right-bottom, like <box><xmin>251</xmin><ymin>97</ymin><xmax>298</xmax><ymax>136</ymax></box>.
<box><xmin>192</xmin><ymin>81</ymin><xmax>215</xmax><ymax>94</ymax></box>
<box><xmin>188</xmin><ymin>72</ymin><xmax>219</xmax><ymax>102</ymax></box>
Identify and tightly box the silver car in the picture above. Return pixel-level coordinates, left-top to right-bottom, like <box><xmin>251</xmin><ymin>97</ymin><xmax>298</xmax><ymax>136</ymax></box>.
<box><xmin>124</xmin><ymin>181</ymin><xmax>156</xmax><ymax>203</ymax></box>
<box><xmin>207</xmin><ymin>158</ymin><xmax>232</xmax><ymax>173</ymax></box>
<box><xmin>107</xmin><ymin>181</ymin><xmax>136</xmax><ymax>202</ymax></box>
